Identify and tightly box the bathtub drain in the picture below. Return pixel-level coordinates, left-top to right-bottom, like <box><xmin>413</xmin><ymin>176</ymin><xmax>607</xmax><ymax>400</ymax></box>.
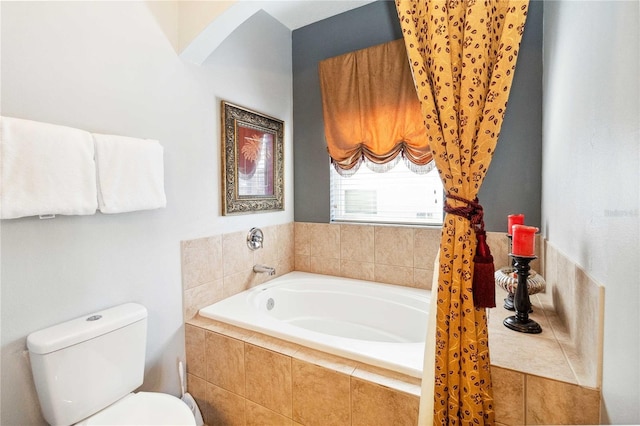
<box><xmin>266</xmin><ymin>298</ymin><xmax>275</xmax><ymax>311</ymax></box>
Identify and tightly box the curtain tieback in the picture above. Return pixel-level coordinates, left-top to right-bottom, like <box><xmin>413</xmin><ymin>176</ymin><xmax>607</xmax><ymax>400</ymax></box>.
<box><xmin>443</xmin><ymin>193</ymin><xmax>496</xmax><ymax>308</ymax></box>
<box><xmin>443</xmin><ymin>193</ymin><xmax>484</xmax><ymax>231</ymax></box>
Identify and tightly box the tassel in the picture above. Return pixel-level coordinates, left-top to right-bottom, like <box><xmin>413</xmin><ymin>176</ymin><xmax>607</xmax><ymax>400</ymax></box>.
<box><xmin>443</xmin><ymin>193</ymin><xmax>496</xmax><ymax>308</ymax></box>
<box><xmin>472</xmin><ymin>229</ymin><xmax>496</xmax><ymax>308</ymax></box>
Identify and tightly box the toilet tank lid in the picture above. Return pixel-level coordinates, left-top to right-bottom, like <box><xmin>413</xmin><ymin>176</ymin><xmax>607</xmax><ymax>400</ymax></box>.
<box><xmin>27</xmin><ymin>303</ymin><xmax>147</xmax><ymax>355</ymax></box>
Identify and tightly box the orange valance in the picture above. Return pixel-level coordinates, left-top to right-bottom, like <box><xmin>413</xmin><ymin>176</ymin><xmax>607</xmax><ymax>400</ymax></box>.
<box><xmin>318</xmin><ymin>39</ymin><xmax>432</xmax><ymax>173</ymax></box>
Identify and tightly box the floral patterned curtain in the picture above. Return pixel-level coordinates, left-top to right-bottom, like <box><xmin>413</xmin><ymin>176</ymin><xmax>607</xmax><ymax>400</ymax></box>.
<box><xmin>395</xmin><ymin>0</ymin><xmax>529</xmax><ymax>424</ymax></box>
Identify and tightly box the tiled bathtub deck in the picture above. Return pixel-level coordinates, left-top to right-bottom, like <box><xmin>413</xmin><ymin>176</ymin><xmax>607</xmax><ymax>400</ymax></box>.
<box><xmin>489</xmin><ymin>287</ymin><xmax>601</xmax><ymax>425</ymax></box>
<box><xmin>182</xmin><ymin>225</ymin><xmax>602</xmax><ymax>424</ymax></box>
<box><xmin>186</xmin><ymin>316</ymin><xmax>421</xmax><ymax>426</ymax></box>
<box><xmin>185</xmin><ymin>289</ymin><xmax>600</xmax><ymax>426</ymax></box>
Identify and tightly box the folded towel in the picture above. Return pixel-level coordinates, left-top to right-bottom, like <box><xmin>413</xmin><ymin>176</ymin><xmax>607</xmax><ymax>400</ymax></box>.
<box><xmin>93</xmin><ymin>133</ymin><xmax>166</xmax><ymax>214</ymax></box>
<box><xmin>1</xmin><ymin>116</ymin><xmax>98</xmax><ymax>219</ymax></box>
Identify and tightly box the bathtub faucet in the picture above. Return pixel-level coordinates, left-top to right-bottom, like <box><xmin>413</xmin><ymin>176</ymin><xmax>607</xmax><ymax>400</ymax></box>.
<box><xmin>253</xmin><ymin>264</ymin><xmax>276</xmax><ymax>276</ymax></box>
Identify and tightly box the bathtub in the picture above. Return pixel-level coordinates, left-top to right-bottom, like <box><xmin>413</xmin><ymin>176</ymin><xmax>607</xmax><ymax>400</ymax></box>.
<box><xmin>198</xmin><ymin>271</ymin><xmax>429</xmax><ymax>378</ymax></box>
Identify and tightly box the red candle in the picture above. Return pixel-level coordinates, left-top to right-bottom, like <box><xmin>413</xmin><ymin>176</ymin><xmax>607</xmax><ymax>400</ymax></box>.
<box><xmin>507</xmin><ymin>214</ymin><xmax>525</xmax><ymax>235</ymax></box>
<box><xmin>512</xmin><ymin>225</ymin><xmax>538</xmax><ymax>256</ymax></box>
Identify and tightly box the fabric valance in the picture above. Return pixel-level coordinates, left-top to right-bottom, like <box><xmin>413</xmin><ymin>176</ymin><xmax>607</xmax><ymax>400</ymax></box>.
<box><xmin>318</xmin><ymin>39</ymin><xmax>433</xmax><ymax>174</ymax></box>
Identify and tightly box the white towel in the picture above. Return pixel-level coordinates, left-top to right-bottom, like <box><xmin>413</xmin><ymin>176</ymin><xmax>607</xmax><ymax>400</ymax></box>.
<box><xmin>93</xmin><ymin>133</ymin><xmax>166</xmax><ymax>214</ymax></box>
<box><xmin>0</xmin><ymin>116</ymin><xmax>98</xmax><ymax>219</ymax></box>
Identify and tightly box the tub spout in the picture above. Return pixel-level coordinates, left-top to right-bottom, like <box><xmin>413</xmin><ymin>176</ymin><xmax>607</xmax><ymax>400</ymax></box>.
<box><xmin>253</xmin><ymin>264</ymin><xmax>276</xmax><ymax>276</ymax></box>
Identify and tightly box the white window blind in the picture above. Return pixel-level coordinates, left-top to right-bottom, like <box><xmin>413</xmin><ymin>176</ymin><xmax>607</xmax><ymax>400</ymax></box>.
<box><xmin>330</xmin><ymin>161</ymin><xmax>444</xmax><ymax>226</ymax></box>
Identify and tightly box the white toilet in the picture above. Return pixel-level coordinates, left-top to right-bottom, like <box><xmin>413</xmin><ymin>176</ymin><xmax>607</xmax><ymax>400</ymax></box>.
<box><xmin>27</xmin><ymin>303</ymin><xmax>196</xmax><ymax>426</ymax></box>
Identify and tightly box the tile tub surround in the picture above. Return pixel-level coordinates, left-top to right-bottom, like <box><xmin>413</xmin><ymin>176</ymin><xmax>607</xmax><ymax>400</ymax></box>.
<box><xmin>294</xmin><ymin>222</ymin><xmax>442</xmax><ymax>289</ymax></box>
<box><xmin>293</xmin><ymin>222</ymin><xmax>540</xmax><ymax>291</ymax></box>
<box><xmin>489</xmin><ymin>239</ymin><xmax>604</xmax><ymax>424</ymax></box>
<box><xmin>181</xmin><ymin>222</ymin><xmax>530</xmax><ymax>318</ymax></box>
<box><xmin>181</xmin><ymin>223</ymin><xmax>294</xmax><ymax>320</ymax></box>
<box><xmin>182</xmin><ymin>222</ymin><xmax>603</xmax><ymax>424</ymax></box>
<box><xmin>537</xmin><ymin>240</ymin><xmax>605</xmax><ymax>389</ymax></box>
<box><xmin>492</xmin><ymin>365</ymin><xmax>601</xmax><ymax>425</ymax></box>
<box><xmin>488</xmin><ymin>234</ymin><xmax>603</xmax><ymax>390</ymax></box>
<box><xmin>186</xmin><ymin>315</ymin><xmax>601</xmax><ymax>425</ymax></box>
<box><xmin>181</xmin><ymin>221</ymin><xmax>444</xmax><ymax>321</ymax></box>
<box><xmin>489</xmin><ymin>288</ymin><xmax>602</xmax><ymax>424</ymax></box>
<box><xmin>185</xmin><ymin>318</ymin><xmax>421</xmax><ymax>426</ymax></box>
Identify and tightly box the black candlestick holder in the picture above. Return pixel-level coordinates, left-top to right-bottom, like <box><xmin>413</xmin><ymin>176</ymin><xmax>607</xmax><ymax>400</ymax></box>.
<box><xmin>498</xmin><ymin>235</ymin><xmax>526</xmax><ymax>311</ymax></box>
<box><xmin>503</xmin><ymin>254</ymin><xmax>542</xmax><ymax>334</ymax></box>
<box><xmin>504</xmin><ymin>235</ymin><xmax>515</xmax><ymax>310</ymax></box>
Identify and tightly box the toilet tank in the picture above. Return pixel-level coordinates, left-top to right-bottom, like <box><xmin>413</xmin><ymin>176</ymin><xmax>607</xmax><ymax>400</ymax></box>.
<box><xmin>27</xmin><ymin>303</ymin><xmax>148</xmax><ymax>426</ymax></box>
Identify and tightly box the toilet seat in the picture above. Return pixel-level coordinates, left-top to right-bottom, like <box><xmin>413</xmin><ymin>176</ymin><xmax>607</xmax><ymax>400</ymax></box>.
<box><xmin>75</xmin><ymin>392</ymin><xmax>196</xmax><ymax>425</ymax></box>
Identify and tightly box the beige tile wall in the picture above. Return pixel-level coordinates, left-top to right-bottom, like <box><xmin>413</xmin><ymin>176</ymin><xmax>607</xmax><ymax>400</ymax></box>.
<box><xmin>186</xmin><ymin>319</ymin><xmax>420</xmax><ymax>426</ymax></box>
<box><xmin>537</xmin><ymin>240</ymin><xmax>605</xmax><ymax>389</ymax></box>
<box><xmin>181</xmin><ymin>222</ymin><xmax>604</xmax><ymax>424</ymax></box>
<box><xmin>492</xmin><ymin>366</ymin><xmax>601</xmax><ymax>425</ymax></box>
<box><xmin>488</xmin><ymin>232</ymin><xmax>603</xmax><ymax>389</ymax></box>
<box><xmin>181</xmin><ymin>223</ymin><xmax>294</xmax><ymax>320</ymax></box>
<box><xmin>187</xmin><ymin>316</ymin><xmax>601</xmax><ymax>426</ymax></box>
<box><xmin>180</xmin><ymin>221</ymin><xmax>530</xmax><ymax>311</ymax></box>
<box><xmin>294</xmin><ymin>222</ymin><xmax>441</xmax><ymax>289</ymax></box>
<box><xmin>489</xmin><ymin>238</ymin><xmax>604</xmax><ymax>424</ymax></box>
<box><xmin>294</xmin><ymin>222</ymin><xmax>542</xmax><ymax>290</ymax></box>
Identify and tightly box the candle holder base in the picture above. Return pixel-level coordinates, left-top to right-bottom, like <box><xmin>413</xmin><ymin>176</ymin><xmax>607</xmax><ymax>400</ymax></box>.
<box><xmin>503</xmin><ymin>254</ymin><xmax>543</xmax><ymax>334</ymax></box>
<box><xmin>504</xmin><ymin>292</ymin><xmax>534</xmax><ymax>313</ymax></box>
<box><xmin>504</xmin><ymin>292</ymin><xmax>515</xmax><ymax>310</ymax></box>
<box><xmin>503</xmin><ymin>316</ymin><xmax>542</xmax><ymax>334</ymax></box>
<box><xmin>495</xmin><ymin>266</ymin><xmax>545</xmax><ymax>312</ymax></box>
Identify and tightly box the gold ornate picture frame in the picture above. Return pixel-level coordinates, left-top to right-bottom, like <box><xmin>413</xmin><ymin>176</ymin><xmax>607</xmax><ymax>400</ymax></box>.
<box><xmin>221</xmin><ymin>101</ymin><xmax>284</xmax><ymax>215</ymax></box>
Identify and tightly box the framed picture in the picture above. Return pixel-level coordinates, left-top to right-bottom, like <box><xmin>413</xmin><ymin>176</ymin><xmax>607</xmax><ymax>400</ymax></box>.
<box><xmin>221</xmin><ymin>101</ymin><xmax>284</xmax><ymax>215</ymax></box>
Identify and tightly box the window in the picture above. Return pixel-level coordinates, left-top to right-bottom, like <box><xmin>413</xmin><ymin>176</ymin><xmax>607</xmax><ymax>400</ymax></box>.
<box><xmin>330</xmin><ymin>161</ymin><xmax>444</xmax><ymax>226</ymax></box>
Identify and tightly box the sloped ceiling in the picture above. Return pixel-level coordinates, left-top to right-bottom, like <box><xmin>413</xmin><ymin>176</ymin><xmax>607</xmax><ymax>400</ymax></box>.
<box><xmin>179</xmin><ymin>0</ymin><xmax>377</xmax><ymax>64</ymax></box>
<box><xmin>259</xmin><ymin>1</ymin><xmax>377</xmax><ymax>30</ymax></box>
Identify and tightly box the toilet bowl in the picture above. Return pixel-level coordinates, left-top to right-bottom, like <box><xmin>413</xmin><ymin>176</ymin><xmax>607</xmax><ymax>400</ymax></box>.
<box><xmin>27</xmin><ymin>303</ymin><xmax>196</xmax><ymax>426</ymax></box>
<box><xmin>76</xmin><ymin>392</ymin><xmax>194</xmax><ymax>425</ymax></box>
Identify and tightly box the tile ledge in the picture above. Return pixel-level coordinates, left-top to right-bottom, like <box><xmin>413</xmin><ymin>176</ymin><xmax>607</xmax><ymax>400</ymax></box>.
<box><xmin>489</xmin><ymin>288</ymin><xmax>600</xmax><ymax>389</ymax></box>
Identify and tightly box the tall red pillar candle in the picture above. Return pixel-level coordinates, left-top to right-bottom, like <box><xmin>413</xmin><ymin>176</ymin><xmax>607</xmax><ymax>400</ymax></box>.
<box><xmin>511</xmin><ymin>225</ymin><xmax>538</xmax><ymax>256</ymax></box>
<box><xmin>507</xmin><ymin>214</ymin><xmax>525</xmax><ymax>235</ymax></box>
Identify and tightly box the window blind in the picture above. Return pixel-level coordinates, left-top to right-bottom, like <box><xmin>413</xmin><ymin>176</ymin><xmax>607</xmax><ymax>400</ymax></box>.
<box><xmin>330</xmin><ymin>160</ymin><xmax>444</xmax><ymax>226</ymax></box>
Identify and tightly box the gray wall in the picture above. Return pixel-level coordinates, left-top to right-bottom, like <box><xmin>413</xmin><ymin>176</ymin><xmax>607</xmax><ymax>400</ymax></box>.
<box><xmin>542</xmin><ymin>1</ymin><xmax>639</xmax><ymax>423</ymax></box>
<box><xmin>0</xmin><ymin>3</ymin><xmax>293</xmax><ymax>424</ymax></box>
<box><xmin>292</xmin><ymin>0</ymin><xmax>543</xmax><ymax>232</ymax></box>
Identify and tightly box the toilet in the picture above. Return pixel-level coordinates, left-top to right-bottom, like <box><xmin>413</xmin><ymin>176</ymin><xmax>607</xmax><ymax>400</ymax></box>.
<box><xmin>27</xmin><ymin>303</ymin><xmax>196</xmax><ymax>426</ymax></box>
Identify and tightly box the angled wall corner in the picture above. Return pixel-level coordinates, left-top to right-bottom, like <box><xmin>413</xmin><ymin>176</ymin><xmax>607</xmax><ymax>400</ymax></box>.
<box><xmin>144</xmin><ymin>0</ymin><xmax>238</xmax><ymax>58</ymax></box>
<box><xmin>178</xmin><ymin>1</ymin><xmax>263</xmax><ymax>65</ymax></box>
<box><xmin>144</xmin><ymin>1</ymin><xmax>180</xmax><ymax>52</ymax></box>
<box><xmin>178</xmin><ymin>1</ymin><xmax>236</xmax><ymax>51</ymax></box>
<box><xmin>175</xmin><ymin>1</ymin><xmax>377</xmax><ymax>65</ymax></box>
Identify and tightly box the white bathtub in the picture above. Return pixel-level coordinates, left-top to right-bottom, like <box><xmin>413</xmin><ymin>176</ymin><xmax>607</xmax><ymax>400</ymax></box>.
<box><xmin>199</xmin><ymin>271</ymin><xmax>429</xmax><ymax>378</ymax></box>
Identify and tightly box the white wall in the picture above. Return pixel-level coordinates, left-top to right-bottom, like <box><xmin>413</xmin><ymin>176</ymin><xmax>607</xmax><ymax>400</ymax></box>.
<box><xmin>0</xmin><ymin>2</ymin><xmax>293</xmax><ymax>424</ymax></box>
<box><xmin>542</xmin><ymin>1</ymin><xmax>639</xmax><ymax>423</ymax></box>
